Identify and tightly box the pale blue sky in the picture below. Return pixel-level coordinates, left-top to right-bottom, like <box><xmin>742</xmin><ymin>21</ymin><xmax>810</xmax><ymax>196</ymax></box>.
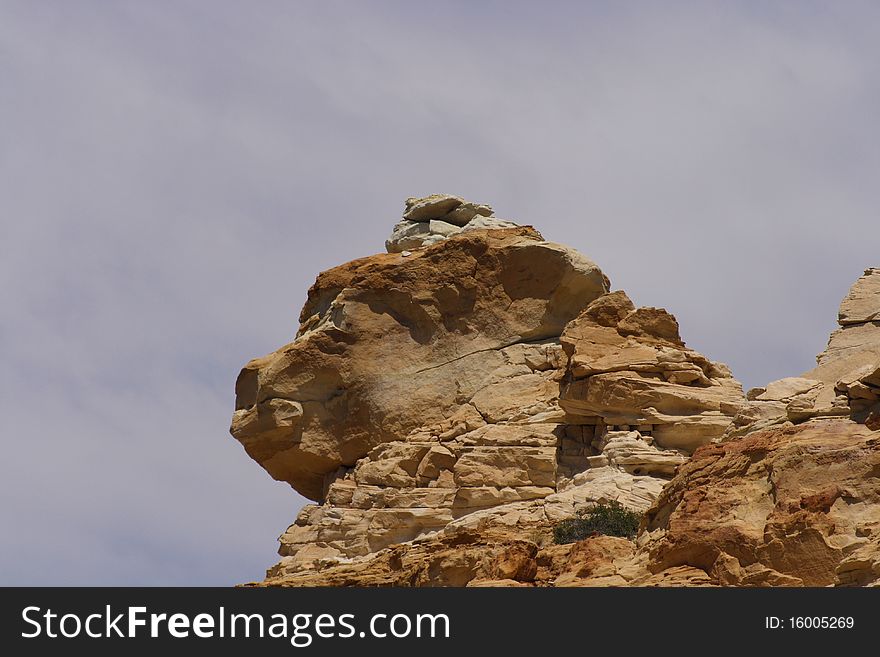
<box><xmin>2</xmin><ymin>1</ymin><xmax>878</xmax><ymax>584</ymax></box>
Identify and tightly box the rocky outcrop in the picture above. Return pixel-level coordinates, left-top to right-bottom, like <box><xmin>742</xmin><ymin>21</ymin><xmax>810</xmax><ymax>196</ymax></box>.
<box><xmin>558</xmin><ymin>290</ymin><xmax>745</xmax><ymax>453</ymax></box>
<box><xmin>257</xmin><ymin>418</ymin><xmax>880</xmax><ymax>588</ymax></box>
<box><xmin>634</xmin><ymin>272</ymin><xmax>880</xmax><ymax>588</ymax></box>
<box><xmin>726</xmin><ymin>268</ymin><xmax>880</xmax><ymax>438</ymax></box>
<box><xmin>838</xmin><ymin>268</ymin><xmax>880</xmax><ymax>325</ymax></box>
<box><xmin>642</xmin><ymin>420</ymin><xmax>880</xmax><ymax>587</ymax></box>
<box><xmin>231</xmin><ymin>195</ymin><xmax>750</xmax><ymax>580</ymax></box>
<box><xmin>231</xmin><ymin>222</ymin><xmax>609</xmax><ymax>501</ymax></box>
<box><xmin>230</xmin><ymin>195</ymin><xmax>880</xmax><ymax>587</ymax></box>
<box><xmin>249</xmin><ymin>525</ymin><xmax>712</xmax><ymax>588</ymax></box>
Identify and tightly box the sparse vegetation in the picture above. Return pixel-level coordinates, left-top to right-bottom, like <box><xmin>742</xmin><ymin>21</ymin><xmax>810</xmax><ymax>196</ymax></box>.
<box><xmin>552</xmin><ymin>501</ymin><xmax>642</xmax><ymax>544</ymax></box>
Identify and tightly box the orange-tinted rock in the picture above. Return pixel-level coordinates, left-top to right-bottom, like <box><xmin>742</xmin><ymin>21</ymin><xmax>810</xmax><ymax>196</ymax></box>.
<box><xmin>642</xmin><ymin>420</ymin><xmax>880</xmax><ymax>586</ymax></box>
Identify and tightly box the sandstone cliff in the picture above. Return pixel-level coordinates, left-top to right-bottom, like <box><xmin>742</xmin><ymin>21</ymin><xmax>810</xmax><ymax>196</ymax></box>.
<box><xmin>230</xmin><ymin>195</ymin><xmax>880</xmax><ymax>587</ymax></box>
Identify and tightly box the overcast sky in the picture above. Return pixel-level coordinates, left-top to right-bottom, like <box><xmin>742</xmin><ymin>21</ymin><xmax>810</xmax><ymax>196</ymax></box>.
<box><xmin>2</xmin><ymin>1</ymin><xmax>878</xmax><ymax>585</ymax></box>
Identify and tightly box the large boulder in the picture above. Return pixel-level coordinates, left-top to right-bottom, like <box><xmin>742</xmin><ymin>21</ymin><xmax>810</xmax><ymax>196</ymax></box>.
<box><xmin>402</xmin><ymin>193</ymin><xmax>493</xmax><ymax>225</ymax></box>
<box><xmin>231</xmin><ymin>223</ymin><xmax>609</xmax><ymax>501</ymax></box>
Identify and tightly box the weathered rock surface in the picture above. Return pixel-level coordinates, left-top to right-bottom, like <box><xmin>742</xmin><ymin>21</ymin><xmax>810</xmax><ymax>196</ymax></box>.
<box><xmin>252</xmin><ymin>530</ymin><xmax>665</xmax><ymax>588</ymax></box>
<box><xmin>386</xmin><ymin>194</ymin><xmax>517</xmax><ymax>252</ymax></box>
<box><xmin>642</xmin><ymin>420</ymin><xmax>880</xmax><ymax>587</ymax></box>
<box><xmin>403</xmin><ymin>194</ymin><xmax>493</xmax><ymax>225</ymax></box>
<box><xmin>838</xmin><ymin>268</ymin><xmax>880</xmax><ymax>325</ymax></box>
<box><xmin>727</xmin><ymin>269</ymin><xmax>880</xmax><ymax>438</ymax></box>
<box><xmin>558</xmin><ymin>291</ymin><xmax>745</xmax><ymax>453</ymax></box>
<box><xmin>232</xmin><ymin>223</ymin><xmax>610</xmax><ymax>501</ymax></box>
<box><xmin>231</xmin><ymin>195</ymin><xmax>758</xmax><ymax>582</ymax></box>
<box><xmin>231</xmin><ymin>195</ymin><xmax>880</xmax><ymax>587</ymax></box>
<box><xmin>257</xmin><ymin>418</ymin><xmax>880</xmax><ymax>588</ymax></box>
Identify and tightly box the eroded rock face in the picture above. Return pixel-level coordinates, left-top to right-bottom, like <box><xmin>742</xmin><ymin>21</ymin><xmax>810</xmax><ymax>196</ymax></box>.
<box><xmin>253</xmin><ymin>529</ymin><xmax>668</xmax><ymax>588</ymax></box>
<box><xmin>838</xmin><ymin>268</ymin><xmax>880</xmax><ymax>325</ymax></box>
<box><xmin>642</xmin><ymin>420</ymin><xmax>880</xmax><ymax>587</ymax></box>
<box><xmin>259</xmin><ymin>418</ymin><xmax>880</xmax><ymax>588</ymax></box>
<box><xmin>231</xmin><ymin>195</ymin><xmax>754</xmax><ymax>582</ymax></box>
<box><xmin>231</xmin><ymin>221</ymin><xmax>609</xmax><ymax>501</ymax></box>
<box><xmin>231</xmin><ymin>195</ymin><xmax>879</xmax><ymax>587</ymax></box>
<box><xmin>558</xmin><ymin>291</ymin><xmax>745</xmax><ymax>452</ymax></box>
<box><xmin>726</xmin><ymin>268</ymin><xmax>880</xmax><ymax>437</ymax></box>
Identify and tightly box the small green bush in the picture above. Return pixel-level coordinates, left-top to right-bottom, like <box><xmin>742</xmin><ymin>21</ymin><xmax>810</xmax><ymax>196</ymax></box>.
<box><xmin>552</xmin><ymin>501</ymin><xmax>642</xmax><ymax>544</ymax></box>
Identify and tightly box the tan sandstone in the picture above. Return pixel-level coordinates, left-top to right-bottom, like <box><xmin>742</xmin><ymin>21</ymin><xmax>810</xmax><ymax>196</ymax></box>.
<box><xmin>230</xmin><ymin>195</ymin><xmax>880</xmax><ymax>587</ymax></box>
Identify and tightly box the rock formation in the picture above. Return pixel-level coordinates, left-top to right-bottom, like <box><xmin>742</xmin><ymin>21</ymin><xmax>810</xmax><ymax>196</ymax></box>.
<box><xmin>641</xmin><ymin>421</ymin><xmax>880</xmax><ymax>587</ymax></box>
<box><xmin>726</xmin><ymin>267</ymin><xmax>880</xmax><ymax>438</ymax></box>
<box><xmin>230</xmin><ymin>196</ymin><xmax>880</xmax><ymax>587</ymax></box>
<box><xmin>385</xmin><ymin>194</ymin><xmax>519</xmax><ymax>253</ymax></box>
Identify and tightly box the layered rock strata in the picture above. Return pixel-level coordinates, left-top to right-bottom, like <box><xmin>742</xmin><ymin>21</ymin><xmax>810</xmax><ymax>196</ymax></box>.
<box><xmin>231</xmin><ymin>196</ymin><xmax>879</xmax><ymax>587</ymax></box>
<box><xmin>231</xmin><ymin>196</ymin><xmax>747</xmax><ymax>579</ymax></box>
<box><xmin>558</xmin><ymin>290</ymin><xmax>744</xmax><ymax>454</ymax></box>
<box><xmin>726</xmin><ymin>268</ymin><xmax>880</xmax><ymax>437</ymax></box>
<box><xmin>254</xmin><ymin>420</ymin><xmax>880</xmax><ymax>588</ymax></box>
<box><xmin>231</xmin><ymin>222</ymin><xmax>609</xmax><ymax>502</ymax></box>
